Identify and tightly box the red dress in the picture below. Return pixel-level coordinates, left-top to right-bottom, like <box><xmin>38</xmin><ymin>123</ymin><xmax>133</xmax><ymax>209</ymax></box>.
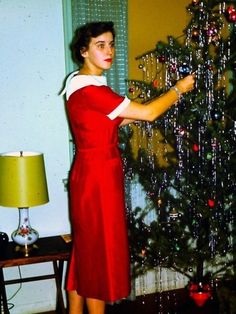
<box><xmin>65</xmin><ymin>74</ymin><xmax>131</xmax><ymax>302</ymax></box>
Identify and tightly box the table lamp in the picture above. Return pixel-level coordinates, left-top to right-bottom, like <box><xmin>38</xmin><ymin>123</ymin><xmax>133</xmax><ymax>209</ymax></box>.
<box><xmin>0</xmin><ymin>151</ymin><xmax>49</xmax><ymax>246</ymax></box>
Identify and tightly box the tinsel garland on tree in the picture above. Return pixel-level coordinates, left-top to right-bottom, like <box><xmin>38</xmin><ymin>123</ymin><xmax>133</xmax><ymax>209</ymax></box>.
<box><xmin>121</xmin><ymin>0</ymin><xmax>236</xmax><ymax>301</ymax></box>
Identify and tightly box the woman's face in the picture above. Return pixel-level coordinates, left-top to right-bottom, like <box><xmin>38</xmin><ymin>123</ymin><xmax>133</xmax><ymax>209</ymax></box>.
<box><xmin>81</xmin><ymin>31</ymin><xmax>115</xmax><ymax>75</ymax></box>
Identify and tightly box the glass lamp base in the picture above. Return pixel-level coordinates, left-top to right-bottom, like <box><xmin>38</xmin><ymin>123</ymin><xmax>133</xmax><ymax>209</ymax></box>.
<box><xmin>12</xmin><ymin>207</ymin><xmax>39</xmax><ymax>246</ymax></box>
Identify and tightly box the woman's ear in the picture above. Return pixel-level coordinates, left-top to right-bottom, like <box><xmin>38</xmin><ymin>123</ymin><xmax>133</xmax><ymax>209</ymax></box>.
<box><xmin>80</xmin><ymin>47</ymin><xmax>88</xmax><ymax>58</ymax></box>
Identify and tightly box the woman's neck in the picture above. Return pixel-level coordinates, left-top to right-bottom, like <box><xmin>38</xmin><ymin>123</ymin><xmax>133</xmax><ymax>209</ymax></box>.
<box><xmin>79</xmin><ymin>65</ymin><xmax>103</xmax><ymax>76</ymax></box>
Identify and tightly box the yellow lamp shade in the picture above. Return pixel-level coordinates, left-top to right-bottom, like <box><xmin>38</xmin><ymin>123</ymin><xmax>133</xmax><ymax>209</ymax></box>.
<box><xmin>0</xmin><ymin>151</ymin><xmax>49</xmax><ymax>208</ymax></box>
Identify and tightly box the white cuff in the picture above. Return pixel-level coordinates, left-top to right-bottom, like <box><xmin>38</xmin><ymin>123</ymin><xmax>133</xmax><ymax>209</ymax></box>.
<box><xmin>107</xmin><ymin>97</ymin><xmax>131</xmax><ymax>120</ymax></box>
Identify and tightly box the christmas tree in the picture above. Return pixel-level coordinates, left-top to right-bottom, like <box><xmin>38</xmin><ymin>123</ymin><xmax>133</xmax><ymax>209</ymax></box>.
<box><xmin>123</xmin><ymin>0</ymin><xmax>236</xmax><ymax>305</ymax></box>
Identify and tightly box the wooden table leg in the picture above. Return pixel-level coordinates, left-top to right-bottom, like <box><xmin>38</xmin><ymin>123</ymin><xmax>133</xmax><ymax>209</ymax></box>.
<box><xmin>0</xmin><ymin>268</ymin><xmax>10</xmax><ymax>314</ymax></box>
<box><xmin>53</xmin><ymin>260</ymin><xmax>66</xmax><ymax>314</ymax></box>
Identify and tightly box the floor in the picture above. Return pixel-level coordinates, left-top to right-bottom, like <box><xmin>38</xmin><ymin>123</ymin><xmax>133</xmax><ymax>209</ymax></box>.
<box><xmin>39</xmin><ymin>291</ymin><xmax>219</xmax><ymax>314</ymax></box>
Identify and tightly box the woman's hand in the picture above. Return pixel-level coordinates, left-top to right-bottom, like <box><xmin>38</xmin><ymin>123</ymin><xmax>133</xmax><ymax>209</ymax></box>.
<box><xmin>175</xmin><ymin>73</ymin><xmax>195</xmax><ymax>95</ymax></box>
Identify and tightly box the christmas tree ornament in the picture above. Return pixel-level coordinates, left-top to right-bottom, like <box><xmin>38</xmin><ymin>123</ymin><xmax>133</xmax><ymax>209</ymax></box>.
<box><xmin>193</xmin><ymin>143</ymin><xmax>199</xmax><ymax>152</ymax></box>
<box><xmin>189</xmin><ymin>282</ymin><xmax>212</xmax><ymax>307</ymax></box>
<box><xmin>210</xmin><ymin>109</ymin><xmax>223</xmax><ymax>121</ymax></box>
<box><xmin>206</xmin><ymin>152</ymin><xmax>212</xmax><ymax>160</ymax></box>
<box><xmin>192</xmin><ymin>28</ymin><xmax>199</xmax><ymax>39</ymax></box>
<box><xmin>141</xmin><ymin>248</ymin><xmax>146</xmax><ymax>257</ymax></box>
<box><xmin>156</xmin><ymin>41</ymin><xmax>164</xmax><ymax>50</ymax></box>
<box><xmin>192</xmin><ymin>0</ymin><xmax>200</xmax><ymax>6</ymax></box>
<box><xmin>228</xmin><ymin>11</ymin><xmax>236</xmax><ymax>22</ymax></box>
<box><xmin>208</xmin><ymin>199</ymin><xmax>215</xmax><ymax>207</ymax></box>
<box><xmin>170</xmin><ymin>64</ymin><xmax>177</xmax><ymax>73</ymax></box>
<box><xmin>178</xmin><ymin>128</ymin><xmax>185</xmax><ymax>136</ymax></box>
<box><xmin>227</xmin><ymin>6</ymin><xmax>235</xmax><ymax>15</ymax></box>
<box><xmin>211</xmin><ymin>140</ymin><xmax>217</xmax><ymax>148</ymax></box>
<box><xmin>175</xmin><ymin>244</ymin><xmax>180</xmax><ymax>251</ymax></box>
<box><xmin>206</xmin><ymin>24</ymin><xmax>218</xmax><ymax>38</ymax></box>
<box><xmin>226</xmin><ymin>6</ymin><xmax>236</xmax><ymax>22</ymax></box>
<box><xmin>128</xmin><ymin>86</ymin><xmax>135</xmax><ymax>93</ymax></box>
<box><xmin>211</xmin><ymin>34</ymin><xmax>220</xmax><ymax>46</ymax></box>
<box><xmin>158</xmin><ymin>55</ymin><xmax>165</xmax><ymax>63</ymax></box>
<box><xmin>152</xmin><ymin>79</ymin><xmax>158</xmax><ymax>88</ymax></box>
<box><xmin>179</xmin><ymin>63</ymin><xmax>190</xmax><ymax>76</ymax></box>
<box><xmin>169</xmin><ymin>208</ymin><xmax>181</xmax><ymax>221</ymax></box>
<box><xmin>206</xmin><ymin>64</ymin><xmax>214</xmax><ymax>71</ymax></box>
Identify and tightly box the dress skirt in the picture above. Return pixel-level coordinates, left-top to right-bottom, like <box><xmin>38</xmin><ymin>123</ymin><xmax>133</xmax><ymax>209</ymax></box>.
<box><xmin>66</xmin><ymin>145</ymin><xmax>130</xmax><ymax>302</ymax></box>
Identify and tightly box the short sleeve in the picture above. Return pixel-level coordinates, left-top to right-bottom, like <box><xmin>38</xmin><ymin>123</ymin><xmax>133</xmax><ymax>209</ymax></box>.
<box><xmin>81</xmin><ymin>85</ymin><xmax>130</xmax><ymax>120</ymax></box>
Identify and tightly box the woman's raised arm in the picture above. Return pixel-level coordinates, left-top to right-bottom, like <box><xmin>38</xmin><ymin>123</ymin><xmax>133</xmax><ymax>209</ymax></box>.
<box><xmin>119</xmin><ymin>74</ymin><xmax>195</xmax><ymax>123</ymax></box>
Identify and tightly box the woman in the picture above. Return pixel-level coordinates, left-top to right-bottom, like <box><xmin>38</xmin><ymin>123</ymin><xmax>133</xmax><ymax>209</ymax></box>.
<box><xmin>62</xmin><ymin>21</ymin><xmax>195</xmax><ymax>314</ymax></box>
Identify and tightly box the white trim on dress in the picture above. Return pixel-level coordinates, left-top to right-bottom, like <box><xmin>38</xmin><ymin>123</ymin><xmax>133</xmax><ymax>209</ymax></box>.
<box><xmin>60</xmin><ymin>72</ymin><xmax>107</xmax><ymax>100</ymax></box>
<box><xmin>107</xmin><ymin>97</ymin><xmax>131</xmax><ymax>120</ymax></box>
<box><xmin>60</xmin><ymin>70</ymin><xmax>79</xmax><ymax>98</ymax></box>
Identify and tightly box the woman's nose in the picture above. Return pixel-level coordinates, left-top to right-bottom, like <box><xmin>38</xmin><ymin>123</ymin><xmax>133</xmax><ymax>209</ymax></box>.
<box><xmin>106</xmin><ymin>46</ymin><xmax>113</xmax><ymax>55</ymax></box>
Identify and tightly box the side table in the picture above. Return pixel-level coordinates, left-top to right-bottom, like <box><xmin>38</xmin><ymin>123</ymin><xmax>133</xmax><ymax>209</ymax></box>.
<box><xmin>0</xmin><ymin>235</ymin><xmax>71</xmax><ymax>314</ymax></box>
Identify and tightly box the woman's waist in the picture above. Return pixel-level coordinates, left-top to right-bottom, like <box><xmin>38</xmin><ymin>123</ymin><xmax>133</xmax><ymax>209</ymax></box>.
<box><xmin>77</xmin><ymin>143</ymin><xmax>117</xmax><ymax>151</ymax></box>
<box><xmin>74</xmin><ymin>143</ymin><xmax>121</xmax><ymax>159</ymax></box>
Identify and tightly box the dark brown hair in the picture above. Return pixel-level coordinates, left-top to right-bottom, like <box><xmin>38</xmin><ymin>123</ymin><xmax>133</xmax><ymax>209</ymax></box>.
<box><xmin>70</xmin><ymin>21</ymin><xmax>115</xmax><ymax>66</ymax></box>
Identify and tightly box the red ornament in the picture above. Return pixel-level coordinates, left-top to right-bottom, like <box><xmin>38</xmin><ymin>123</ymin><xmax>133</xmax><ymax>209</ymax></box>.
<box><xmin>158</xmin><ymin>55</ymin><xmax>165</xmax><ymax>63</ymax></box>
<box><xmin>189</xmin><ymin>282</ymin><xmax>212</xmax><ymax>307</ymax></box>
<box><xmin>228</xmin><ymin>11</ymin><xmax>236</xmax><ymax>22</ymax></box>
<box><xmin>207</xmin><ymin>65</ymin><xmax>214</xmax><ymax>71</ymax></box>
<box><xmin>128</xmin><ymin>87</ymin><xmax>135</xmax><ymax>93</ymax></box>
<box><xmin>227</xmin><ymin>6</ymin><xmax>235</xmax><ymax>15</ymax></box>
<box><xmin>170</xmin><ymin>64</ymin><xmax>177</xmax><ymax>73</ymax></box>
<box><xmin>193</xmin><ymin>144</ymin><xmax>199</xmax><ymax>152</ymax></box>
<box><xmin>178</xmin><ymin>128</ymin><xmax>185</xmax><ymax>136</ymax></box>
<box><xmin>208</xmin><ymin>199</ymin><xmax>215</xmax><ymax>207</ymax></box>
<box><xmin>226</xmin><ymin>6</ymin><xmax>236</xmax><ymax>22</ymax></box>
<box><xmin>153</xmin><ymin>79</ymin><xmax>158</xmax><ymax>88</ymax></box>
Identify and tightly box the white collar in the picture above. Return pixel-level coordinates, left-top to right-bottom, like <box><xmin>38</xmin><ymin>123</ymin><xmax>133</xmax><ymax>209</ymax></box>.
<box><xmin>60</xmin><ymin>71</ymin><xmax>107</xmax><ymax>100</ymax></box>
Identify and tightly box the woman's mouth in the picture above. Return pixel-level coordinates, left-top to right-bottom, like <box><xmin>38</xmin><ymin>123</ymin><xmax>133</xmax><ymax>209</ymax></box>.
<box><xmin>104</xmin><ymin>58</ymin><xmax>113</xmax><ymax>63</ymax></box>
